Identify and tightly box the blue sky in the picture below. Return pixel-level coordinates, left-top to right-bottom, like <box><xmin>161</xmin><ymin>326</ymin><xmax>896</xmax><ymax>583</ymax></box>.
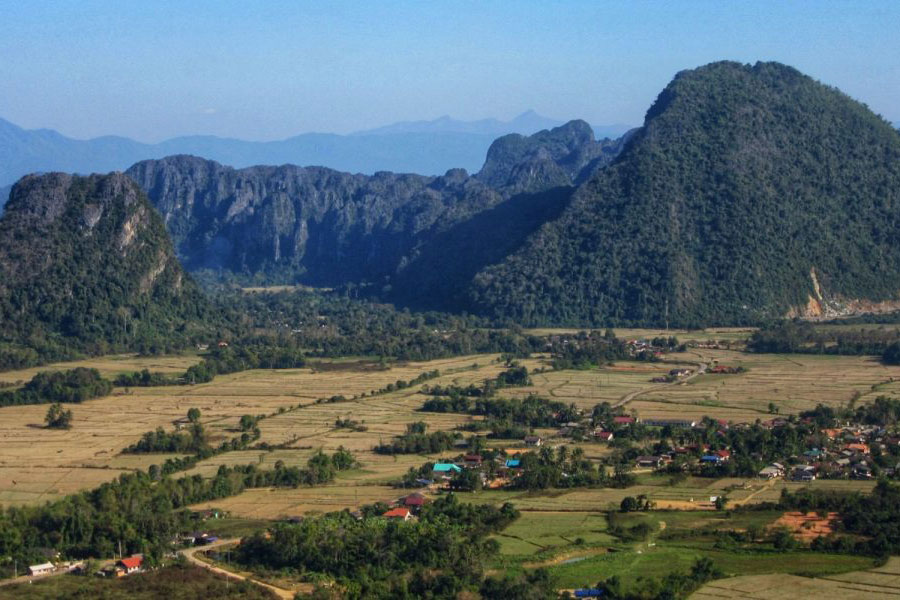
<box><xmin>0</xmin><ymin>0</ymin><xmax>897</xmax><ymax>141</ymax></box>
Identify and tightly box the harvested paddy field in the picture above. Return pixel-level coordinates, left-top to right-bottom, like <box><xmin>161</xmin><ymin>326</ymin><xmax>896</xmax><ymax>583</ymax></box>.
<box><xmin>502</xmin><ymin>361</ymin><xmax>695</xmax><ymax>410</ymax></box>
<box><xmin>0</xmin><ymin>353</ymin><xmax>202</xmax><ymax>385</ymax></box>
<box><xmin>632</xmin><ymin>350</ymin><xmax>900</xmax><ymax>418</ymax></box>
<box><xmin>0</xmin><ymin>353</ymin><xmax>514</xmax><ymax>506</ymax></box>
<box><xmin>691</xmin><ymin>556</ymin><xmax>900</xmax><ymax>599</ymax></box>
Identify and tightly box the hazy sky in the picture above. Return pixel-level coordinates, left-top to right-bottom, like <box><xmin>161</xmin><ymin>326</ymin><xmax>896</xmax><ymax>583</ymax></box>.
<box><xmin>1</xmin><ymin>1</ymin><xmax>898</xmax><ymax>142</ymax></box>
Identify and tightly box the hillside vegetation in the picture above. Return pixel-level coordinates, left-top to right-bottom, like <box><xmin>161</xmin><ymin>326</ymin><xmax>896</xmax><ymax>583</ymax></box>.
<box><xmin>0</xmin><ymin>173</ymin><xmax>214</xmax><ymax>362</ymax></box>
<box><xmin>468</xmin><ymin>61</ymin><xmax>900</xmax><ymax>326</ymax></box>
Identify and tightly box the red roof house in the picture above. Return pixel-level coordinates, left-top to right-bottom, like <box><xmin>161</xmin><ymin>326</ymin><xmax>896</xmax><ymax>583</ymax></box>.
<box><xmin>403</xmin><ymin>493</ymin><xmax>427</xmax><ymax>507</ymax></box>
<box><xmin>116</xmin><ymin>555</ymin><xmax>143</xmax><ymax>575</ymax></box>
<box><xmin>383</xmin><ymin>507</ymin><xmax>413</xmax><ymax>521</ymax></box>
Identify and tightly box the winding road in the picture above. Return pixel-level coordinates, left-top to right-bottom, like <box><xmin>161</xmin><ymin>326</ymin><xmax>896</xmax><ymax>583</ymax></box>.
<box><xmin>180</xmin><ymin>538</ymin><xmax>300</xmax><ymax>599</ymax></box>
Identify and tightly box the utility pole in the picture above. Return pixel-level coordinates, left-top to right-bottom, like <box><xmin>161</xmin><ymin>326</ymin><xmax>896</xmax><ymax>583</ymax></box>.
<box><xmin>665</xmin><ymin>299</ymin><xmax>669</xmax><ymax>332</ymax></box>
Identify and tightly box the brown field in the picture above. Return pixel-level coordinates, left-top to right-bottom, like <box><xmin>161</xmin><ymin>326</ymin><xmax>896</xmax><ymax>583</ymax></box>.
<box><xmin>771</xmin><ymin>511</ymin><xmax>838</xmax><ymax>540</ymax></box>
<box><xmin>0</xmin><ymin>347</ymin><xmax>887</xmax><ymax>511</ymax></box>
<box><xmin>691</xmin><ymin>556</ymin><xmax>900</xmax><ymax>599</ymax></box>
<box><xmin>0</xmin><ymin>353</ymin><xmax>202</xmax><ymax>385</ymax></box>
<box><xmin>632</xmin><ymin>349</ymin><xmax>900</xmax><ymax>419</ymax></box>
<box><xmin>0</xmin><ymin>353</ymin><xmax>523</xmax><ymax>506</ymax></box>
<box><xmin>189</xmin><ymin>484</ymin><xmax>403</xmax><ymax>518</ymax></box>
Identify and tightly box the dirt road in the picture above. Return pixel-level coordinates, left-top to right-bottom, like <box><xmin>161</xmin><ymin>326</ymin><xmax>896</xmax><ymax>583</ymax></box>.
<box><xmin>613</xmin><ymin>361</ymin><xmax>708</xmax><ymax>408</ymax></box>
<box><xmin>180</xmin><ymin>538</ymin><xmax>299</xmax><ymax>600</ymax></box>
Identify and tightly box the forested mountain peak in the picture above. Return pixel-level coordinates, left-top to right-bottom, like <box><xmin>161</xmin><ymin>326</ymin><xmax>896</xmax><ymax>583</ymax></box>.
<box><xmin>476</xmin><ymin>119</ymin><xmax>624</xmax><ymax>191</ymax></box>
<box><xmin>126</xmin><ymin>121</ymin><xmax>629</xmax><ymax>287</ymax></box>
<box><xmin>0</xmin><ymin>172</ymin><xmax>212</xmax><ymax>353</ymax></box>
<box><xmin>466</xmin><ymin>60</ymin><xmax>900</xmax><ymax>326</ymax></box>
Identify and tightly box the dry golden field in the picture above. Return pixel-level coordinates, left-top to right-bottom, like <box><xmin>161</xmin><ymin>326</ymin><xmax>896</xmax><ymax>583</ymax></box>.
<box><xmin>632</xmin><ymin>349</ymin><xmax>900</xmax><ymax>420</ymax></box>
<box><xmin>0</xmin><ymin>353</ymin><xmax>202</xmax><ymax>385</ymax></box>
<box><xmin>691</xmin><ymin>556</ymin><xmax>900</xmax><ymax>599</ymax></box>
<box><xmin>0</xmin><ymin>353</ymin><xmax>515</xmax><ymax>506</ymax></box>
<box><xmin>0</xmin><ymin>345</ymin><xmax>891</xmax><ymax>509</ymax></box>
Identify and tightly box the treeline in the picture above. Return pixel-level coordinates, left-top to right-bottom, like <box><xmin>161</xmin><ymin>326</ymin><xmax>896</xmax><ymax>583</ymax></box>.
<box><xmin>549</xmin><ymin>329</ymin><xmax>633</xmax><ymax>369</ymax></box>
<box><xmin>802</xmin><ymin>396</ymin><xmax>900</xmax><ymax>428</ymax></box>
<box><xmin>597</xmin><ymin>557</ymin><xmax>721</xmax><ymax>600</ymax></box>
<box><xmin>114</xmin><ymin>344</ymin><xmax>307</xmax><ymax>387</ymax></box>
<box><xmin>422</xmin><ymin>394</ymin><xmax>579</xmax><ymax>428</ymax></box>
<box><xmin>373</xmin><ymin>422</ymin><xmax>463</xmax><ymax>455</ymax></box>
<box><xmin>747</xmin><ymin>321</ymin><xmax>900</xmax><ymax>358</ymax></box>
<box><xmin>235</xmin><ymin>494</ymin><xmax>525</xmax><ymax>599</ymax></box>
<box><xmin>0</xmin><ymin>367</ymin><xmax>111</xmax><ymax>407</ymax></box>
<box><xmin>0</xmin><ymin>448</ymin><xmax>356</xmax><ymax>573</ymax></box>
<box><xmin>510</xmin><ymin>446</ymin><xmax>606</xmax><ymax>490</ymax></box>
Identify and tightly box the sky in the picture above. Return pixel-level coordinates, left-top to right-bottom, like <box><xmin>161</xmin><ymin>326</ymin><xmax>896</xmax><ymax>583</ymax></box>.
<box><xmin>0</xmin><ymin>0</ymin><xmax>898</xmax><ymax>142</ymax></box>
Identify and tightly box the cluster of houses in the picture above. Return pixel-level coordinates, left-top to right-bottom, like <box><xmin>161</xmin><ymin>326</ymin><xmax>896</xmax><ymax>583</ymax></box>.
<box><xmin>381</xmin><ymin>492</ymin><xmax>430</xmax><ymax>522</ymax></box>
<box><xmin>628</xmin><ymin>419</ymin><xmax>892</xmax><ymax>481</ymax></box>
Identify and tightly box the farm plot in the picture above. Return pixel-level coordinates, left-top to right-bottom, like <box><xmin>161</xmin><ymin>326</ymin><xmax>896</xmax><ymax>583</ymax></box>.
<box><xmin>502</xmin><ymin>362</ymin><xmax>693</xmax><ymax>410</ymax></box>
<box><xmin>0</xmin><ymin>353</ymin><xmax>508</xmax><ymax>505</ymax></box>
<box><xmin>189</xmin><ymin>484</ymin><xmax>402</xmax><ymax>519</ymax></box>
<box><xmin>0</xmin><ymin>353</ymin><xmax>201</xmax><ymax>385</ymax></box>
<box><xmin>633</xmin><ymin>350</ymin><xmax>900</xmax><ymax>418</ymax></box>
<box><xmin>691</xmin><ymin>556</ymin><xmax>900</xmax><ymax>599</ymax></box>
<box><xmin>492</xmin><ymin>511</ymin><xmax>615</xmax><ymax>556</ymax></box>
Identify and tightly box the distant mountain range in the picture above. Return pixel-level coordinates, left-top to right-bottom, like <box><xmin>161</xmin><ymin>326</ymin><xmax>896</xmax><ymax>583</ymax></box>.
<box><xmin>0</xmin><ymin>111</ymin><xmax>633</xmax><ymax>212</ymax></box>
<box><xmin>352</xmin><ymin>109</ymin><xmax>631</xmax><ymax>140</ymax></box>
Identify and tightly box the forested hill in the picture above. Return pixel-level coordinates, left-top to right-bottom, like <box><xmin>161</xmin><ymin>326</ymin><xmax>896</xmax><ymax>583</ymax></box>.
<box><xmin>465</xmin><ymin>61</ymin><xmax>900</xmax><ymax>326</ymax></box>
<box><xmin>126</xmin><ymin>120</ymin><xmax>621</xmax><ymax>286</ymax></box>
<box><xmin>0</xmin><ymin>184</ymin><xmax>10</xmax><ymax>213</ymax></box>
<box><xmin>0</xmin><ymin>173</ymin><xmax>213</xmax><ymax>357</ymax></box>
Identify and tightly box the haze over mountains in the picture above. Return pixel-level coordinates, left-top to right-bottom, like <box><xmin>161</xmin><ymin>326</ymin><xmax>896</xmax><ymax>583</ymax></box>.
<box><xmin>0</xmin><ymin>111</ymin><xmax>632</xmax><ymax>212</ymax></box>
<box><xmin>1</xmin><ymin>60</ymin><xmax>900</xmax><ymax>347</ymax></box>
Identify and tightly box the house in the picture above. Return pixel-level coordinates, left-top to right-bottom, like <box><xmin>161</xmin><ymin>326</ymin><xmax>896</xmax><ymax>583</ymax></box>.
<box><xmin>852</xmin><ymin>464</ymin><xmax>873</xmax><ymax>480</ymax></box>
<box><xmin>700</xmin><ymin>454</ymin><xmax>724</xmax><ymax>464</ymax></box>
<box><xmin>613</xmin><ymin>416</ymin><xmax>636</xmax><ymax>426</ymax></box>
<box><xmin>173</xmin><ymin>417</ymin><xmax>192</xmax><ymax>430</ymax></box>
<box><xmin>792</xmin><ymin>466</ymin><xmax>817</xmax><ymax>481</ymax></box>
<box><xmin>432</xmin><ymin>463</ymin><xmax>462</xmax><ymax>475</ymax></box>
<box><xmin>217</xmin><ymin>340</ymin><xmax>229</xmax><ymax>348</ymax></box>
<box><xmin>635</xmin><ymin>455</ymin><xmax>663</xmax><ymax>468</ymax></box>
<box><xmin>27</xmin><ymin>562</ymin><xmax>54</xmax><ymax>576</ymax></box>
<box><xmin>845</xmin><ymin>443</ymin><xmax>870</xmax><ymax>455</ymax></box>
<box><xmin>116</xmin><ymin>555</ymin><xmax>143</xmax><ymax>576</ymax></box>
<box><xmin>594</xmin><ymin>430</ymin><xmax>614</xmax><ymax>441</ymax></box>
<box><xmin>715</xmin><ymin>449</ymin><xmax>731</xmax><ymax>461</ymax></box>
<box><xmin>574</xmin><ymin>589</ymin><xmax>604</xmax><ymax>598</ymax></box>
<box><xmin>758</xmin><ymin>465</ymin><xmax>783</xmax><ymax>479</ymax></box>
<box><xmin>524</xmin><ymin>435</ymin><xmax>543</xmax><ymax>446</ymax></box>
<box><xmin>383</xmin><ymin>507</ymin><xmax>413</xmax><ymax>521</ymax></box>
<box><xmin>183</xmin><ymin>531</ymin><xmax>208</xmax><ymax>545</ymax></box>
<box><xmin>642</xmin><ymin>419</ymin><xmax>697</xmax><ymax>428</ymax></box>
<box><xmin>402</xmin><ymin>493</ymin><xmax>427</xmax><ymax>508</ymax></box>
<box><xmin>463</xmin><ymin>454</ymin><xmax>483</xmax><ymax>467</ymax></box>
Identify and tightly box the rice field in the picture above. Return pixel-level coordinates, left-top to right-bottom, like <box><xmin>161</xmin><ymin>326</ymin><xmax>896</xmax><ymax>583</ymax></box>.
<box><xmin>633</xmin><ymin>350</ymin><xmax>900</xmax><ymax>419</ymax></box>
<box><xmin>0</xmin><ymin>353</ymin><xmax>511</xmax><ymax>506</ymax></box>
<box><xmin>691</xmin><ymin>556</ymin><xmax>900</xmax><ymax>599</ymax></box>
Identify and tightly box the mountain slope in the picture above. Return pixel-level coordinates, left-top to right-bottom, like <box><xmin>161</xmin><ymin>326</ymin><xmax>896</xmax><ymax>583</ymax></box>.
<box><xmin>0</xmin><ymin>172</ymin><xmax>212</xmax><ymax>349</ymax></box>
<box><xmin>0</xmin><ymin>184</ymin><xmax>10</xmax><ymax>212</ymax></box>
<box><xmin>126</xmin><ymin>121</ymin><xmax>617</xmax><ymax>287</ymax></box>
<box><xmin>465</xmin><ymin>61</ymin><xmax>900</xmax><ymax>326</ymax></box>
